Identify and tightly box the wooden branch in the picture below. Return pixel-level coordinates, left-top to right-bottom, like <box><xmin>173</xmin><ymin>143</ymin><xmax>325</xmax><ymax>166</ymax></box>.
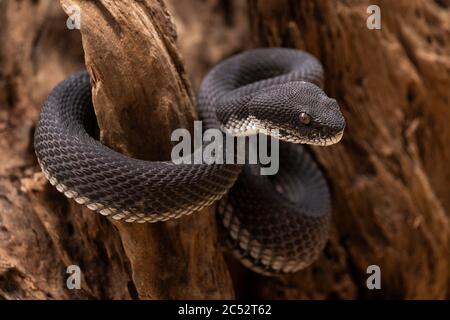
<box><xmin>4</xmin><ymin>0</ymin><xmax>448</xmax><ymax>300</ymax></box>
<box><xmin>248</xmin><ymin>0</ymin><xmax>450</xmax><ymax>299</ymax></box>
<box><xmin>60</xmin><ymin>0</ymin><xmax>234</xmax><ymax>299</ymax></box>
<box><xmin>0</xmin><ymin>0</ymin><xmax>132</xmax><ymax>300</ymax></box>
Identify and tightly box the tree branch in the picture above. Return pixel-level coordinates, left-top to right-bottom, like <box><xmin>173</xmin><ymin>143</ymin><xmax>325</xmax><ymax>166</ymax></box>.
<box><xmin>60</xmin><ymin>0</ymin><xmax>234</xmax><ymax>299</ymax></box>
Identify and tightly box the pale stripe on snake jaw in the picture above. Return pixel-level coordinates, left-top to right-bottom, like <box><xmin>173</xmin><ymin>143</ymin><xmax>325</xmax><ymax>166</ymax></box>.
<box><xmin>34</xmin><ymin>48</ymin><xmax>345</xmax><ymax>276</ymax></box>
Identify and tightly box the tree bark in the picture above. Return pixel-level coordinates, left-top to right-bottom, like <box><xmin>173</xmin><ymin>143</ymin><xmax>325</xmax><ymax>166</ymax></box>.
<box><xmin>58</xmin><ymin>0</ymin><xmax>234</xmax><ymax>299</ymax></box>
<box><xmin>0</xmin><ymin>0</ymin><xmax>130</xmax><ymax>300</ymax></box>
<box><xmin>246</xmin><ymin>0</ymin><xmax>450</xmax><ymax>299</ymax></box>
<box><xmin>0</xmin><ymin>0</ymin><xmax>235</xmax><ymax>299</ymax></box>
<box><xmin>1</xmin><ymin>0</ymin><xmax>449</xmax><ymax>300</ymax></box>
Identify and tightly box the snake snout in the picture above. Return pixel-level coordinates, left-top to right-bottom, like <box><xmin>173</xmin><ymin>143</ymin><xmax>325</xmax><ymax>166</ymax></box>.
<box><xmin>320</xmin><ymin>99</ymin><xmax>345</xmax><ymax>134</ymax></box>
<box><xmin>330</xmin><ymin>108</ymin><xmax>346</xmax><ymax>133</ymax></box>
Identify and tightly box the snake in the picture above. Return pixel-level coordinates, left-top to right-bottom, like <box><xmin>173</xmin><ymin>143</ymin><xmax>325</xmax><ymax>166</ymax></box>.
<box><xmin>34</xmin><ymin>48</ymin><xmax>345</xmax><ymax>276</ymax></box>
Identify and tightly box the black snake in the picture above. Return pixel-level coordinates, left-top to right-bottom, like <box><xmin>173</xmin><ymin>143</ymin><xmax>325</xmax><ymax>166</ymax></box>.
<box><xmin>34</xmin><ymin>48</ymin><xmax>345</xmax><ymax>276</ymax></box>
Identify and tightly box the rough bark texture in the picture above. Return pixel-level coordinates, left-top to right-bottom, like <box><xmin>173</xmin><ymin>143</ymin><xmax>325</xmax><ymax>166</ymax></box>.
<box><xmin>0</xmin><ymin>0</ymin><xmax>235</xmax><ymax>299</ymax></box>
<box><xmin>0</xmin><ymin>0</ymin><xmax>449</xmax><ymax>300</ymax></box>
<box><xmin>0</xmin><ymin>0</ymin><xmax>130</xmax><ymax>300</ymax></box>
<box><xmin>59</xmin><ymin>0</ymin><xmax>234</xmax><ymax>300</ymax></box>
<box><xmin>244</xmin><ymin>0</ymin><xmax>450</xmax><ymax>299</ymax></box>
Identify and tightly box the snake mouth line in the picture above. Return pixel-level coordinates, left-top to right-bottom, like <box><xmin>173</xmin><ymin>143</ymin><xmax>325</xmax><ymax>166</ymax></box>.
<box><xmin>222</xmin><ymin>116</ymin><xmax>344</xmax><ymax>146</ymax></box>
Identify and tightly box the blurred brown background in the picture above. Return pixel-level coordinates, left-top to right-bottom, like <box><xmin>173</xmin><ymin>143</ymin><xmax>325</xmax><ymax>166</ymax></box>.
<box><xmin>0</xmin><ymin>0</ymin><xmax>449</xmax><ymax>299</ymax></box>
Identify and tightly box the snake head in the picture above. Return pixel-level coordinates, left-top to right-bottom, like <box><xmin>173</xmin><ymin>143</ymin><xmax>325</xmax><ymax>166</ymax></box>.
<box><xmin>246</xmin><ymin>81</ymin><xmax>346</xmax><ymax>146</ymax></box>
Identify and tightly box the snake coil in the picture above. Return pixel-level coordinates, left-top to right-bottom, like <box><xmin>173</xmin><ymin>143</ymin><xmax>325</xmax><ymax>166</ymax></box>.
<box><xmin>35</xmin><ymin>48</ymin><xmax>345</xmax><ymax>276</ymax></box>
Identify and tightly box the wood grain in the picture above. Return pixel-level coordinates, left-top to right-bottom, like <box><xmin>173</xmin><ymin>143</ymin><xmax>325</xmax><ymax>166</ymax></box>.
<box><xmin>59</xmin><ymin>0</ymin><xmax>234</xmax><ymax>299</ymax></box>
<box><xmin>247</xmin><ymin>0</ymin><xmax>450</xmax><ymax>299</ymax></box>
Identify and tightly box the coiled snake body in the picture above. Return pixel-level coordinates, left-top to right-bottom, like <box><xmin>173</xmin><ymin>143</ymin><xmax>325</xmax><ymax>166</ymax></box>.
<box><xmin>35</xmin><ymin>48</ymin><xmax>345</xmax><ymax>276</ymax></box>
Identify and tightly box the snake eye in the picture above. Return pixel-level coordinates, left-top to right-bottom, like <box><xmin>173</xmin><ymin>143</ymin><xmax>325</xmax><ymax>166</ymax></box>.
<box><xmin>299</xmin><ymin>112</ymin><xmax>311</xmax><ymax>125</ymax></box>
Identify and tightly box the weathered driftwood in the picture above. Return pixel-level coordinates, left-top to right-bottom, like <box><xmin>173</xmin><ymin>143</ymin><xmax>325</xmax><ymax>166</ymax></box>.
<box><xmin>0</xmin><ymin>0</ymin><xmax>234</xmax><ymax>299</ymax></box>
<box><xmin>245</xmin><ymin>0</ymin><xmax>450</xmax><ymax>299</ymax></box>
<box><xmin>0</xmin><ymin>0</ymin><xmax>449</xmax><ymax>300</ymax></box>
<box><xmin>58</xmin><ymin>0</ymin><xmax>234</xmax><ymax>299</ymax></box>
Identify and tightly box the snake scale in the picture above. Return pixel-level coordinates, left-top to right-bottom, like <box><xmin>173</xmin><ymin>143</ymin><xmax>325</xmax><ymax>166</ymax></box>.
<box><xmin>35</xmin><ymin>48</ymin><xmax>345</xmax><ymax>276</ymax></box>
